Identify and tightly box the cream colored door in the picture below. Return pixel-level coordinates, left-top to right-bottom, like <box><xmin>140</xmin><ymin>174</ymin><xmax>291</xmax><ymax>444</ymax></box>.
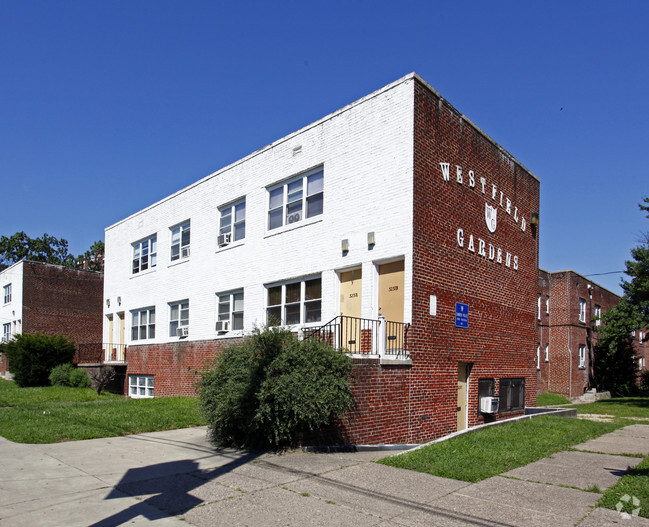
<box><xmin>457</xmin><ymin>363</ymin><xmax>469</xmax><ymax>431</ymax></box>
<box><xmin>117</xmin><ymin>312</ymin><xmax>125</xmax><ymax>361</ymax></box>
<box><xmin>378</xmin><ymin>261</ymin><xmax>404</xmax><ymax>323</ymax></box>
<box><xmin>340</xmin><ymin>269</ymin><xmax>362</xmax><ymax>351</ymax></box>
<box><xmin>107</xmin><ymin>315</ymin><xmax>114</xmax><ymax>361</ymax></box>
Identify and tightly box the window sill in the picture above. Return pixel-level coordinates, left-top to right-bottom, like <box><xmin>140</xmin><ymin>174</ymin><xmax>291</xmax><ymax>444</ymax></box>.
<box><xmin>216</xmin><ymin>240</ymin><xmax>245</xmax><ymax>253</ymax></box>
<box><xmin>215</xmin><ymin>331</ymin><xmax>245</xmax><ymax>339</ymax></box>
<box><xmin>264</xmin><ymin>216</ymin><xmax>323</xmax><ymax>239</ymax></box>
<box><xmin>168</xmin><ymin>258</ymin><xmax>190</xmax><ymax>268</ymax></box>
<box><xmin>130</xmin><ymin>268</ymin><xmax>157</xmax><ymax>279</ymax></box>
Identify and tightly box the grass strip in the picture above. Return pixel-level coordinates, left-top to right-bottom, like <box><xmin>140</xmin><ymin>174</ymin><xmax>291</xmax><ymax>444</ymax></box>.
<box><xmin>536</xmin><ymin>392</ymin><xmax>570</xmax><ymax>406</ymax></box>
<box><xmin>378</xmin><ymin>415</ymin><xmax>624</xmax><ymax>483</ymax></box>
<box><xmin>598</xmin><ymin>456</ymin><xmax>649</xmax><ymax>518</ymax></box>
<box><xmin>0</xmin><ymin>380</ymin><xmax>205</xmax><ymax>443</ymax></box>
<box><xmin>570</xmin><ymin>398</ymin><xmax>649</xmax><ymax>419</ymax></box>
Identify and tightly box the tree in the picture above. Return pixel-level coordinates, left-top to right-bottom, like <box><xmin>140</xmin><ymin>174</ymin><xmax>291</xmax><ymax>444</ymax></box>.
<box><xmin>199</xmin><ymin>327</ymin><xmax>353</xmax><ymax>449</ymax></box>
<box><xmin>593</xmin><ymin>196</ymin><xmax>649</xmax><ymax>394</ymax></box>
<box><xmin>75</xmin><ymin>240</ymin><xmax>104</xmax><ymax>271</ymax></box>
<box><xmin>1</xmin><ymin>333</ymin><xmax>76</xmax><ymax>387</ymax></box>
<box><xmin>0</xmin><ymin>231</ymin><xmax>75</xmax><ymax>270</ymax></box>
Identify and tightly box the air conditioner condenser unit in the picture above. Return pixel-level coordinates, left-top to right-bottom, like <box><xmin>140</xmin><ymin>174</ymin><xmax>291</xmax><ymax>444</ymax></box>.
<box><xmin>480</xmin><ymin>396</ymin><xmax>499</xmax><ymax>414</ymax></box>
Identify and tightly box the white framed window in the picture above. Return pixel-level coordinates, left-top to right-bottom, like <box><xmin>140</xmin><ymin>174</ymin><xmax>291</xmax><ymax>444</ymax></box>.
<box><xmin>537</xmin><ymin>294</ymin><xmax>541</xmax><ymax>320</ymax></box>
<box><xmin>545</xmin><ymin>344</ymin><xmax>549</xmax><ymax>362</ymax></box>
<box><xmin>131</xmin><ymin>307</ymin><xmax>155</xmax><ymax>341</ymax></box>
<box><xmin>268</xmin><ymin>167</ymin><xmax>324</xmax><ymax>230</ymax></box>
<box><xmin>132</xmin><ymin>235</ymin><xmax>157</xmax><ymax>274</ymax></box>
<box><xmin>3</xmin><ymin>283</ymin><xmax>11</xmax><ymax>304</ymax></box>
<box><xmin>216</xmin><ymin>291</ymin><xmax>244</xmax><ymax>333</ymax></box>
<box><xmin>536</xmin><ymin>345</ymin><xmax>540</xmax><ymax>369</ymax></box>
<box><xmin>2</xmin><ymin>323</ymin><xmax>10</xmax><ymax>343</ymax></box>
<box><xmin>640</xmin><ymin>331</ymin><xmax>645</xmax><ymax>343</ymax></box>
<box><xmin>578</xmin><ymin>299</ymin><xmax>586</xmax><ymax>323</ymax></box>
<box><xmin>129</xmin><ymin>375</ymin><xmax>154</xmax><ymax>398</ymax></box>
<box><xmin>170</xmin><ymin>221</ymin><xmax>190</xmax><ymax>261</ymax></box>
<box><xmin>169</xmin><ymin>300</ymin><xmax>189</xmax><ymax>337</ymax></box>
<box><xmin>546</xmin><ymin>296</ymin><xmax>550</xmax><ymax>314</ymax></box>
<box><xmin>219</xmin><ymin>199</ymin><xmax>246</xmax><ymax>245</ymax></box>
<box><xmin>266</xmin><ymin>276</ymin><xmax>321</xmax><ymax>326</ymax></box>
<box><xmin>594</xmin><ymin>305</ymin><xmax>601</xmax><ymax>326</ymax></box>
<box><xmin>578</xmin><ymin>344</ymin><xmax>586</xmax><ymax>369</ymax></box>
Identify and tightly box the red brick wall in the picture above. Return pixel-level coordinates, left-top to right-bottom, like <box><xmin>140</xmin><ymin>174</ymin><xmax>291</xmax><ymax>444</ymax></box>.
<box><xmin>22</xmin><ymin>261</ymin><xmax>103</xmax><ymax>347</ymax></box>
<box><xmin>537</xmin><ymin>270</ymin><xmax>620</xmax><ymax>398</ymax></box>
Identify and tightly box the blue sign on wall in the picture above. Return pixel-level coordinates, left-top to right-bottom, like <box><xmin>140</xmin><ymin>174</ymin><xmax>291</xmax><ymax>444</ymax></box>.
<box><xmin>455</xmin><ymin>302</ymin><xmax>469</xmax><ymax>328</ymax></box>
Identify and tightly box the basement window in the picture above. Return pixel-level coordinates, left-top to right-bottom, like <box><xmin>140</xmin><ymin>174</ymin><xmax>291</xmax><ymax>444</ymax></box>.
<box><xmin>129</xmin><ymin>375</ymin><xmax>154</xmax><ymax>398</ymax></box>
<box><xmin>499</xmin><ymin>378</ymin><xmax>525</xmax><ymax>411</ymax></box>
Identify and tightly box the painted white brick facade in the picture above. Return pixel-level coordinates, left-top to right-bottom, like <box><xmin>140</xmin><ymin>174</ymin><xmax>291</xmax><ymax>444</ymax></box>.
<box><xmin>0</xmin><ymin>261</ymin><xmax>24</xmax><ymax>341</ymax></box>
<box><xmin>104</xmin><ymin>75</ymin><xmax>416</xmax><ymax>346</ymax></box>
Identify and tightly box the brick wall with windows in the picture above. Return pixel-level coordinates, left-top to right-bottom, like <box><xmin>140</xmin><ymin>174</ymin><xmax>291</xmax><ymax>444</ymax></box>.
<box><xmin>536</xmin><ymin>269</ymin><xmax>620</xmax><ymax>399</ymax></box>
<box><xmin>104</xmin><ymin>73</ymin><xmax>541</xmax><ymax>444</ymax></box>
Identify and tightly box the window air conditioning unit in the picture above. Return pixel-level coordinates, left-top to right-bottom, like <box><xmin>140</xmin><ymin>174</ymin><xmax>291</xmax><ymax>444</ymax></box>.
<box><xmin>0</xmin><ymin>336</ymin><xmax>7</xmax><ymax>344</ymax></box>
<box><xmin>215</xmin><ymin>320</ymin><xmax>230</xmax><ymax>332</ymax></box>
<box><xmin>480</xmin><ymin>396</ymin><xmax>499</xmax><ymax>414</ymax></box>
<box><xmin>181</xmin><ymin>247</ymin><xmax>190</xmax><ymax>258</ymax></box>
<box><xmin>177</xmin><ymin>326</ymin><xmax>189</xmax><ymax>338</ymax></box>
<box><xmin>217</xmin><ymin>233</ymin><xmax>231</xmax><ymax>248</ymax></box>
<box><xmin>287</xmin><ymin>211</ymin><xmax>302</xmax><ymax>224</ymax></box>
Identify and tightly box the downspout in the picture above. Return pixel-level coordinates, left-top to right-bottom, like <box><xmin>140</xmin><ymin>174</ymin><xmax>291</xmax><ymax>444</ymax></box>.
<box><xmin>567</xmin><ymin>346</ymin><xmax>572</xmax><ymax>400</ymax></box>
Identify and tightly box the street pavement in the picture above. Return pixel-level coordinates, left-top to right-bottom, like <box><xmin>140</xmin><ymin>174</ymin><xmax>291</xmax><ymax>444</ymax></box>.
<box><xmin>0</xmin><ymin>424</ymin><xmax>648</xmax><ymax>526</ymax></box>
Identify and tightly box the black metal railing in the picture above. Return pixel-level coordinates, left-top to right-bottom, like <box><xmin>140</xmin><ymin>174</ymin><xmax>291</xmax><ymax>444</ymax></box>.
<box><xmin>75</xmin><ymin>342</ymin><xmax>127</xmax><ymax>365</ymax></box>
<box><xmin>304</xmin><ymin>315</ymin><xmax>409</xmax><ymax>358</ymax></box>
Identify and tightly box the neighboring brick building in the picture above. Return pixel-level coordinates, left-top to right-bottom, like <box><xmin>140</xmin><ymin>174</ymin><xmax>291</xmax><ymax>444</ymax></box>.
<box><xmin>103</xmin><ymin>73</ymin><xmax>540</xmax><ymax>444</ymax></box>
<box><xmin>536</xmin><ymin>269</ymin><xmax>621</xmax><ymax>398</ymax></box>
<box><xmin>0</xmin><ymin>260</ymin><xmax>104</xmax><ymax>378</ymax></box>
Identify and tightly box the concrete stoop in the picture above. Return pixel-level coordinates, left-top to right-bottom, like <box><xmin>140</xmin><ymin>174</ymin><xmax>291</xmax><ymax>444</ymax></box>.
<box><xmin>574</xmin><ymin>389</ymin><xmax>611</xmax><ymax>403</ymax></box>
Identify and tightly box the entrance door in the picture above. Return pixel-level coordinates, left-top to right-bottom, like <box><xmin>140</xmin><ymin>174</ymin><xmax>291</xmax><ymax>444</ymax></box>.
<box><xmin>107</xmin><ymin>315</ymin><xmax>114</xmax><ymax>362</ymax></box>
<box><xmin>340</xmin><ymin>269</ymin><xmax>362</xmax><ymax>352</ymax></box>
<box><xmin>117</xmin><ymin>312</ymin><xmax>125</xmax><ymax>361</ymax></box>
<box><xmin>378</xmin><ymin>261</ymin><xmax>405</xmax><ymax>352</ymax></box>
<box><xmin>457</xmin><ymin>363</ymin><xmax>469</xmax><ymax>431</ymax></box>
<box><xmin>378</xmin><ymin>260</ymin><xmax>404</xmax><ymax>323</ymax></box>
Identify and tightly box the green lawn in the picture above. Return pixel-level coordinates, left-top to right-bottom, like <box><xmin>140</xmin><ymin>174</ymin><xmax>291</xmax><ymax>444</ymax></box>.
<box><xmin>536</xmin><ymin>392</ymin><xmax>570</xmax><ymax>405</ymax></box>
<box><xmin>378</xmin><ymin>415</ymin><xmax>623</xmax><ymax>482</ymax></box>
<box><xmin>0</xmin><ymin>379</ymin><xmax>205</xmax><ymax>443</ymax></box>
<box><xmin>380</xmin><ymin>397</ymin><xmax>649</xmax><ymax>518</ymax></box>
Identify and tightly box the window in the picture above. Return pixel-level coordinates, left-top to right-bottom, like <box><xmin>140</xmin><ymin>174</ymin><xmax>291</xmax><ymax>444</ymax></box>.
<box><xmin>268</xmin><ymin>168</ymin><xmax>324</xmax><ymax>230</ymax></box>
<box><xmin>131</xmin><ymin>307</ymin><xmax>155</xmax><ymax>341</ymax></box>
<box><xmin>169</xmin><ymin>301</ymin><xmax>189</xmax><ymax>337</ymax></box>
<box><xmin>219</xmin><ymin>199</ymin><xmax>246</xmax><ymax>244</ymax></box>
<box><xmin>266</xmin><ymin>276</ymin><xmax>321</xmax><ymax>326</ymax></box>
<box><xmin>578</xmin><ymin>299</ymin><xmax>586</xmax><ymax>323</ymax></box>
<box><xmin>546</xmin><ymin>296</ymin><xmax>550</xmax><ymax>314</ymax></box>
<box><xmin>499</xmin><ymin>378</ymin><xmax>525</xmax><ymax>411</ymax></box>
<box><xmin>216</xmin><ymin>291</ymin><xmax>244</xmax><ymax>332</ymax></box>
<box><xmin>2</xmin><ymin>323</ymin><xmax>10</xmax><ymax>342</ymax></box>
<box><xmin>578</xmin><ymin>344</ymin><xmax>586</xmax><ymax>369</ymax></box>
<box><xmin>545</xmin><ymin>344</ymin><xmax>549</xmax><ymax>362</ymax></box>
<box><xmin>132</xmin><ymin>235</ymin><xmax>157</xmax><ymax>274</ymax></box>
<box><xmin>537</xmin><ymin>294</ymin><xmax>541</xmax><ymax>320</ymax></box>
<box><xmin>594</xmin><ymin>305</ymin><xmax>601</xmax><ymax>326</ymax></box>
<box><xmin>3</xmin><ymin>283</ymin><xmax>11</xmax><ymax>304</ymax></box>
<box><xmin>536</xmin><ymin>345</ymin><xmax>540</xmax><ymax>369</ymax></box>
<box><xmin>129</xmin><ymin>375</ymin><xmax>154</xmax><ymax>398</ymax></box>
<box><xmin>170</xmin><ymin>221</ymin><xmax>190</xmax><ymax>261</ymax></box>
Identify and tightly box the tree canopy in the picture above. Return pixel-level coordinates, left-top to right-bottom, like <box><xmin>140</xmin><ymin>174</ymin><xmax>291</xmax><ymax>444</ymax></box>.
<box><xmin>593</xmin><ymin>197</ymin><xmax>649</xmax><ymax>394</ymax></box>
<box><xmin>0</xmin><ymin>232</ymin><xmax>103</xmax><ymax>271</ymax></box>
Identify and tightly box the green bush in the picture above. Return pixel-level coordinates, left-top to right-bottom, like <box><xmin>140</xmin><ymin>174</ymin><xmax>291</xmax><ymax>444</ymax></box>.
<box><xmin>1</xmin><ymin>333</ymin><xmax>76</xmax><ymax>387</ymax></box>
<box><xmin>70</xmin><ymin>367</ymin><xmax>91</xmax><ymax>388</ymax></box>
<box><xmin>199</xmin><ymin>327</ymin><xmax>353</xmax><ymax>449</ymax></box>
<box><xmin>49</xmin><ymin>363</ymin><xmax>75</xmax><ymax>386</ymax></box>
<box><xmin>640</xmin><ymin>369</ymin><xmax>649</xmax><ymax>391</ymax></box>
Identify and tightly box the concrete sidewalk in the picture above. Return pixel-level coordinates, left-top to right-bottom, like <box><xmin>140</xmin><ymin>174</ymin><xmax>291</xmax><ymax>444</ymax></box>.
<box><xmin>0</xmin><ymin>425</ymin><xmax>648</xmax><ymax>526</ymax></box>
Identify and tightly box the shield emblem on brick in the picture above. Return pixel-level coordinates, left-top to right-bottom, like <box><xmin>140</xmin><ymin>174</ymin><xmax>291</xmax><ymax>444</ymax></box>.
<box><xmin>485</xmin><ymin>203</ymin><xmax>497</xmax><ymax>233</ymax></box>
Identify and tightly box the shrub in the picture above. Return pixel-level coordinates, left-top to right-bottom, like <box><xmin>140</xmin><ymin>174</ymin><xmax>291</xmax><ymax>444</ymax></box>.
<box><xmin>640</xmin><ymin>369</ymin><xmax>649</xmax><ymax>392</ymax></box>
<box><xmin>89</xmin><ymin>365</ymin><xmax>115</xmax><ymax>395</ymax></box>
<box><xmin>49</xmin><ymin>363</ymin><xmax>75</xmax><ymax>386</ymax></box>
<box><xmin>2</xmin><ymin>333</ymin><xmax>76</xmax><ymax>387</ymax></box>
<box><xmin>70</xmin><ymin>367</ymin><xmax>91</xmax><ymax>388</ymax></box>
<box><xmin>199</xmin><ymin>326</ymin><xmax>353</xmax><ymax>449</ymax></box>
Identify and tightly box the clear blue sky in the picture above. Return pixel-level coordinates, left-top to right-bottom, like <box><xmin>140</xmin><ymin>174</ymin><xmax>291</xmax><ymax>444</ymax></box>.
<box><xmin>1</xmin><ymin>1</ymin><xmax>648</xmax><ymax>295</ymax></box>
